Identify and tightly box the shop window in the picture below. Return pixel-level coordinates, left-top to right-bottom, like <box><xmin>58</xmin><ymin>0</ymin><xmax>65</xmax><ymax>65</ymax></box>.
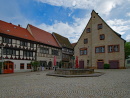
<box><xmin>20</xmin><ymin>63</ymin><xmax>24</xmax><ymax>69</ymax></box>
<box><xmin>27</xmin><ymin>64</ymin><xmax>31</xmax><ymax>69</ymax></box>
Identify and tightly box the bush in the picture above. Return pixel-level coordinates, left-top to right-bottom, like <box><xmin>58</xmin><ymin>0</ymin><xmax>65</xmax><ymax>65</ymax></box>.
<box><xmin>104</xmin><ymin>64</ymin><xmax>110</xmax><ymax>69</ymax></box>
<box><xmin>30</xmin><ymin>61</ymin><xmax>40</xmax><ymax>71</ymax></box>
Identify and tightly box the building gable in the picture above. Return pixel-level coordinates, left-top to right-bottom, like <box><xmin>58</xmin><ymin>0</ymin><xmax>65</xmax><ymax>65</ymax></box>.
<box><xmin>53</xmin><ymin>32</ymin><xmax>73</xmax><ymax>49</ymax></box>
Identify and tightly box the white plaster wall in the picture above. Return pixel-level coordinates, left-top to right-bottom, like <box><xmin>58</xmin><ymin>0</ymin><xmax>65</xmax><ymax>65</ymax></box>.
<box><xmin>3</xmin><ymin>59</ymin><xmax>32</xmax><ymax>72</ymax></box>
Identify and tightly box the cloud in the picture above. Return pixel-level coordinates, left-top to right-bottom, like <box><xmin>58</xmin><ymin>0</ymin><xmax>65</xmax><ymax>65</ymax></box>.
<box><xmin>126</xmin><ymin>35</ymin><xmax>130</xmax><ymax>41</ymax></box>
<box><xmin>36</xmin><ymin>0</ymin><xmax>126</xmax><ymax>15</ymax></box>
<box><xmin>106</xmin><ymin>19</ymin><xmax>130</xmax><ymax>35</ymax></box>
<box><xmin>37</xmin><ymin>14</ymin><xmax>90</xmax><ymax>43</ymax></box>
<box><xmin>37</xmin><ymin>14</ymin><xmax>130</xmax><ymax>43</ymax></box>
<box><xmin>126</xmin><ymin>12</ymin><xmax>130</xmax><ymax>17</ymax></box>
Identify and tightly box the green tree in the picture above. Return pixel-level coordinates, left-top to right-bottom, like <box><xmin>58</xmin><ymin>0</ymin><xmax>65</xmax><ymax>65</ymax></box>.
<box><xmin>125</xmin><ymin>42</ymin><xmax>130</xmax><ymax>59</ymax></box>
<box><xmin>30</xmin><ymin>61</ymin><xmax>40</xmax><ymax>71</ymax></box>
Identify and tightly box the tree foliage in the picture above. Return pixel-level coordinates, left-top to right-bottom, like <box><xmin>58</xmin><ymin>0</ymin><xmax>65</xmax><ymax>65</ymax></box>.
<box><xmin>125</xmin><ymin>42</ymin><xmax>130</xmax><ymax>59</ymax></box>
<box><xmin>30</xmin><ymin>61</ymin><xmax>40</xmax><ymax>71</ymax></box>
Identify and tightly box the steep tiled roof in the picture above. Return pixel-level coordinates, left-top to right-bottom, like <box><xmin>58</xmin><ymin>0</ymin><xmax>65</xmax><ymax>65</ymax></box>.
<box><xmin>28</xmin><ymin>24</ymin><xmax>60</xmax><ymax>48</ymax></box>
<box><xmin>0</xmin><ymin>20</ymin><xmax>35</xmax><ymax>41</ymax></box>
<box><xmin>53</xmin><ymin>32</ymin><xmax>73</xmax><ymax>49</ymax></box>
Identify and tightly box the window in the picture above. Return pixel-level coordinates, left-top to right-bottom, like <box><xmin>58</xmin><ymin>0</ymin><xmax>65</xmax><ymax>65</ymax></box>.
<box><xmin>80</xmin><ymin>48</ymin><xmax>87</xmax><ymax>55</ymax></box>
<box><xmin>30</xmin><ymin>52</ymin><xmax>33</xmax><ymax>57</ymax></box>
<box><xmin>98</xmin><ymin>24</ymin><xmax>102</xmax><ymax>30</ymax></box>
<box><xmin>69</xmin><ymin>50</ymin><xmax>73</xmax><ymax>53</ymax></box>
<box><xmin>62</xmin><ymin>54</ymin><xmax>69</xmax><ymax>59</ymax></box>
<box><xmin>3</xmin><ymin>48</ymin><xmax>15</xmax><ymax>55</ymax></box>
<box><xmin>23</xmin><ymin>51</ymin><xmax>33</xmax><ymax>57</ymax></box>
<box><xmin>108</xmin><ymin>45</ymin><xmax>119</xmax><ymax>52</ymax></box>
<box><xmin>27</xmin><ymin>64</ymin><xmax>31</xmax><ymax>69</ymax></box>
<box><xmin>20</xmin><ymin>63</ymin><xmax>24</xmax><ymax>69</ymax></box>
<box><xmin>127</xmin><ymin>60</ymin><xmax>130</xmax><ymax>64</ymax></box>
<box><xmin>100</xmin><ymin>34</ymin><xmax>105</xmax><ymax>40</ymax></box>
<box><xmin>12</xmin><ymin>50</ymin><xmax>16</xmax><ymax>55</ymax></box>
<box><xmin>16</xmin><ymin>50</ymin><xmax>19</xmax><ymax>56</ymax></box>
<box><xmin>86</xmin><ymin>28</ymin><xmax>90</xmax><ymax>33</ymax></box>
<box><xmin>2</xmin><ymin>37</ymin><xmax>12</xmax><ymax>44</ymax></box>
<box><xmin>6</xmin><ymin>49</ymin><xmax>10</xmax><ymax>55</ymax></box>
<box><xmin>27</xmin><ymin>51</ymin><xmax>30</xmax><ymax>57</ymax></box>
<box><xmin>44</xmin><ymin>48</ymin><xmax>49</xmax><ymax>54</ymax></box>
<box><xmin>30</xmin><ymin>43</ymin><xmax>34</xmax><ymax>48</ymax></box>
<box><xmin>40</xmin><ymin>48</ymin><xmax>49</xmax><ymax>54</ymax></box>
<box><xmin>95</xmin><ymin>46</ymin><xmax>105</xmax><ymax>53</ymax></box>
<box><xmin>52</xmin><ymin>49</ymin><xmax>58</xmax><ymax>55</ymax></box>
<box><xmin>62</xmin><ymin>54</ymin><xmax>65</xmax><ymax>58</ymax></box>
<box><xmin>80</xmin><ymin>50</ymin><xmax>83</xmax><ymax>55</ymax></box>
<box><xmin>84</xmin><ymin>38</ymin><xmax>88</xmax><ymax>44</ymax></box>
<box><xmin>20</xmin><ymin>41</ymin><xmax>28</xmax><ymax>47</ymax></box>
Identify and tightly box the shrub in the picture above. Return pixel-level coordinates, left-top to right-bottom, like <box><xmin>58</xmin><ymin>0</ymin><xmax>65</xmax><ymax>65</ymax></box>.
<box><xmin>30</xmin><ymin>61</ymin><xmax>40</xmax><ymax>71</ymax></box>
<box><xmin>104</xmin><ymin>64</ymin><xmax>110</xmax><ymax>69</ymax></box>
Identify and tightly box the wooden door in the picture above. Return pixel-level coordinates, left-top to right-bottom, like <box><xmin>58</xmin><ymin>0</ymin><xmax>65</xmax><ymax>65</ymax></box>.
<box><xmin>97</xmin><ymin>60</ymin><xmax>104</xmax><ymax>69</ymax></box>
<box><xmin>109</xmin><ymin>60</ymin><xmax>119</xmax><ymax>69</ymax></box>
<box><xmin>3</xmin><ymin>61</ymin><xmax>14</xmax><ymax>74</ymax></box>
<box><xmin>79</xmin><ymin>61</ymin><xmax>84</xmax><ymax>69</ymax></box>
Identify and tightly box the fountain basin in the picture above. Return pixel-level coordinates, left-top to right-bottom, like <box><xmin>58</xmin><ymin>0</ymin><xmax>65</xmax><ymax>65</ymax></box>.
<box><xmin>46</xmin><ymin>68</ymin><xmax>104</xmax><ymax>77</ymax></box>
<box><xmin>54</xmin><ymin>68</ymin><xmax>94</xmax><ymax>75</ymax></box>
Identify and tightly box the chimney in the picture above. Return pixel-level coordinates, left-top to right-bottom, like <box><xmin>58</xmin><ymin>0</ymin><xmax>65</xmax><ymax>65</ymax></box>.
<box><xmin>18</xmin><ymin>24</ymin><xmax>20</xmax><ymax>27</ymax></box>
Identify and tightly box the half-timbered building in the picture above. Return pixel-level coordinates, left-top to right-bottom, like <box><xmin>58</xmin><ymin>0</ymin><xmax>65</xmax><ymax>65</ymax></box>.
<box><xmin>52</xmin><ymin>32</ymin><xmax>73</xmax><ymax>68</ymax></box>
<box><xmin>27</xmin><ymin>24</ymin><xmax>62</xmax><ymax>70</ymax></box>
<box><xmin>0</xmin><ymin>20</ymin><xmax>36</xmax><ymax>73</ymax></box>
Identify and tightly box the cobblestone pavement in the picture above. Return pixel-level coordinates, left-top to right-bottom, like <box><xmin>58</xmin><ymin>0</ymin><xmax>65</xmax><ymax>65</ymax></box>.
<box><xmin>0</xmin><ymin>69</ymin><xmax>130</xmax><ymax>98</ymax></box>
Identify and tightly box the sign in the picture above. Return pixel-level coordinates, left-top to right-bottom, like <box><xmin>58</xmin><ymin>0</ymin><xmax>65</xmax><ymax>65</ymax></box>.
<box><xmin>72</xmin><ymin>56</ymin><xmax>75</xmax><ymax>60</ymax></box>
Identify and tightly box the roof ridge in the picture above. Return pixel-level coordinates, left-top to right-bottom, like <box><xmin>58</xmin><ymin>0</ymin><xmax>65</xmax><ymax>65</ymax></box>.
<box><xmin>28</xmin><ymin>24</ymin><xmax>52</xmax><ymax>35</ymax></box>
<box><xmin>0</xmin><ymin>20</ymin><xmax>36</xmax><ymax>41</ymax></box>
<box><xmin>0</xmin><ymin>20</ymin><xmax>25</xmax><ymax>29</ymax></box>
<box><xmin>53</xmin><ymin>32</ymin><xmax>69</xmax><ymax>40</ymax></box>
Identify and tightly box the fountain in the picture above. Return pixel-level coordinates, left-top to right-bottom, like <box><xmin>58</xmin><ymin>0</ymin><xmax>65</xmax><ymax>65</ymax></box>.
<box><xmin>46</xmin><ymin>68</ymin><xmax>104</xmax><ymax>77</ymax></box>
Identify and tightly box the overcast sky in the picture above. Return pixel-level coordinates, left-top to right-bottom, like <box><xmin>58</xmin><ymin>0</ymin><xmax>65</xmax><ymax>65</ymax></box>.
<box><xmin>0</xmin><ymin>0</ymin><xmax>130</xmax><ymax>43</ymax></box>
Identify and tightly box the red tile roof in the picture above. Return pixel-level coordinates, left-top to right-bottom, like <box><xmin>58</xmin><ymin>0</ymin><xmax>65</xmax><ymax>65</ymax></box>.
<box><xmin>72</xmin><ymin>43</ymin><xmax>77</xmax><ymax>48</ymax></box>
<box><xmin>28</xmin><ymin>24</ymin><xmax>60</xmax><ymax>48</ymax></box>
<box><xmin>0</xmin><ymin>20</ymin><xmax>35</xmax><ymax>41</ymax></box>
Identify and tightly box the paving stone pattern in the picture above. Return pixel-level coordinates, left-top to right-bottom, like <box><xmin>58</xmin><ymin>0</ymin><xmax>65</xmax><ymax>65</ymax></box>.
<box><xmin>0</xmin><ymin>69</ymin><xmax>130</xmax><ymax>98</ymax></box>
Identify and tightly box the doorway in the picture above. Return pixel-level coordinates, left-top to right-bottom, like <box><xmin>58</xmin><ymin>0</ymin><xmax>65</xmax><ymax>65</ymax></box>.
<box><xmin>97</xmin><ymin>60</ymin><xmax>104</xmax><ymax>69</ymax></box>
<box><xmin>3</xmin><ymin>61</ymin><xmax>14</xmax><ymax>74</ymax></box>
<box><xmin>79</xmin><ymin>61</ymin><xmax>84</xmax><ymax>69</ymax></box>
